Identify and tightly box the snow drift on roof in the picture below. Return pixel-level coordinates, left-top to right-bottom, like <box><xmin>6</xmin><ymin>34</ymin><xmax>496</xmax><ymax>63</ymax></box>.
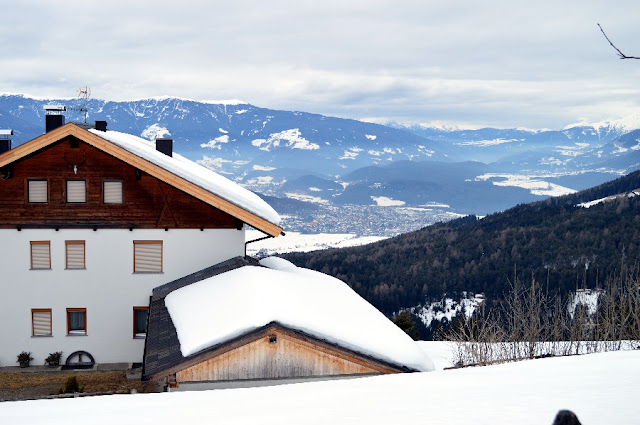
<box><xmin>88</xmin><ymin>129</ymin><xmax>280</xmax><ymax>225</ymax></box>
<box><xmin>164</xmin><ymin>257</ymin><xmax>434</xmax><ymax>372</ymax></box>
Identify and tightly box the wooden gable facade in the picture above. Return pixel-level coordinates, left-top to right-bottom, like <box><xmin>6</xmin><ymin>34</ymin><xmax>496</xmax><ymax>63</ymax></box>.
<box><xmin>163</xmin><ymin>323</ymin><xmax>408</xmax><ymax>387</ymax></box>
<box><xmin>0</xmin><ymin>123</ymin><xmax>282</xmax><ymax>235</ymax></box>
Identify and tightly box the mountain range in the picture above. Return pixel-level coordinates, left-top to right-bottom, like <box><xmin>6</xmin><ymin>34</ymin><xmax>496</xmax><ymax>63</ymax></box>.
<box><xmin>1</xmin><ymin>94</ymin><xmax>639</xmax><ymax>231</ymax></box>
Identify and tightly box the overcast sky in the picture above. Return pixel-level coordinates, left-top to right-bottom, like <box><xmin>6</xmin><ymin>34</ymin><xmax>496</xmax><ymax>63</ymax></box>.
<box><xmin>2</xmin><ymin>1</ymin><xmax>640</xmax><ymax>129</ymax></box>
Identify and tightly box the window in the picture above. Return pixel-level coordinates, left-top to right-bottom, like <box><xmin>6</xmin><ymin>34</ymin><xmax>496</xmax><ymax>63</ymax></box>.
<box><xmin>103</xmin><ymin>180</ymin><xmax>123</xmax><ymax>204</ymax></box>
<box><xmin>30</xmin><ymin>241</ymin><xmax>51</xmax><ymax>269</ymax></box>
<box><xmin>66</xmin><ymin>180</ymin><xmax>86</xmax><ymax>203</ymax></box>
<box><xmin>67</xmin><ymin>308</ymin><xmax>87</xmax><ymax>335</ymax></box>
<box><xmin>32</xmin><ymin>309</ymin><xmax>52</xmax><ymax>336</ymax></box>
<box><xmin>133</xmin><ymin>241</ymin><xmax>163</xmax><ymax>273</ymax></box>
<box><xmin>133</xmin><ymin>307</ymin><xmax>149</xmax><ymax>338</ymax></box>
<box><xmin>28</xmin><ymin>179</ymin><xmax>47</xmax><ymax>203</ymax></box>
<box><xmin>65</xmin><ymin>241</ymin><xmax>85</xmax><ymax>269</ymax></box>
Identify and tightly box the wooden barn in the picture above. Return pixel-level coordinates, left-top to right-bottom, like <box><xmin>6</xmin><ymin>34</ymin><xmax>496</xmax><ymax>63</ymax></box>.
<box><xmin>142</xmin><ymin>256</ymin><xmax>434</xmax><ymax>390</ymax></box>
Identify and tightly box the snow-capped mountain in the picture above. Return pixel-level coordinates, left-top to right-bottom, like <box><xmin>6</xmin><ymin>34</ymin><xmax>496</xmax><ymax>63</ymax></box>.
<box><xmin>397</xmin><ymin>120</ymin><xmax>640</xmax><ymax>169</ymax></box>
<box><xmin>0</xmin><ymin>94</ymin><xmax>444</xmax><ymax>178</ymax></box>
<box><xmin>1</xmin><ymin>94</ymin><xmax>639</xmax><ymax>228</ymax></box>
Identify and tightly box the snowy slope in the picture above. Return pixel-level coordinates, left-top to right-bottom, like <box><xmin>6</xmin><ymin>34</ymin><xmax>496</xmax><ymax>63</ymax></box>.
<box><xmin>0</xmin><ymin>348</ymin><xmax>637</xmax><ymax>425</ymax></box>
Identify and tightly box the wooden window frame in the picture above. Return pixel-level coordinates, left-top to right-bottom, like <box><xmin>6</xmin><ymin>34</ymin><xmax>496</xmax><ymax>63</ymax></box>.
<box><xmin>133</xmin><ymin>307</ymin><xmax>149</xmax><ymax>338</ymax></box>
<box><xmin>65</xmin><ymin>240</ymin><xmax>86</xmax><ymax>270</ymax></box>
<box><xmin>133</xmin><ymin>240</ymin><xmax>163</xmax><ymax>273</ymax></box>
<box><xmin>30</xmin><ymin>241</ymin><xmax>51</xmax><ymax>270</ymax></box>
<box><xmin>103</xmin><ymin>179</ymin><xmax>123</xmax><ymax>204</ymax></box>
<box><xmin>66</xmin><ymin>308</ymin><xmax>87</xmax><ymax>335</ymax></box>
<box><xmin>32</xmin><ymin>308</ymin><xmax>52</xmax><ymax>337</ymax></box>
<box><xmin>27</xmin><ymin>179</ymin><xmax>48</xmax><ymax>204</ymax></box>
<box><xmin>66</xmin><ymin>179</ymin><xmax>87</xmax><ymax>204</ymax></box>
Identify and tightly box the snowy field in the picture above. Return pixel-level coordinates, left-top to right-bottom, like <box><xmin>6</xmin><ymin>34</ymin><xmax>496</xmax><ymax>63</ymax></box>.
<box><xmin>246</xmin><ymin>230</ymin><xmax>385</xmax><ymax>256</ymax></box>
<box><xmin>1</xmin><ymin>343</ymin><xmax>638</xmax><ymax>424</ymax></box>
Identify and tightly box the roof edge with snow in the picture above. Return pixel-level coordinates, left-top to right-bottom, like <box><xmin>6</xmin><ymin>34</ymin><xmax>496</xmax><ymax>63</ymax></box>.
<box><xmin>0</xmin><ymin>123</ymin><xmax>282</xmax><ymax>236</ymax></box>
<box><xmin>144</xmin><ymin>320</ymin><xmax>414</xmax><ymax>382</ymax></box>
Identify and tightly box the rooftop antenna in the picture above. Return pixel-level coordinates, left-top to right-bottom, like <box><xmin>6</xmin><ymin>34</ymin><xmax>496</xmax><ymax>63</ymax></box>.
<box><xmin>77</xmin><ymin>86</ymin><xmax>91</xmax><ymax>123</ymax></box>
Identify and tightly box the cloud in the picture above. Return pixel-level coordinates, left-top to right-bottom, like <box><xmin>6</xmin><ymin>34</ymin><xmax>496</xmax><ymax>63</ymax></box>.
<box><xmin>2</xmin><ymin>1</ymin><xmax>640</xmax><ymax>129</ymax></box>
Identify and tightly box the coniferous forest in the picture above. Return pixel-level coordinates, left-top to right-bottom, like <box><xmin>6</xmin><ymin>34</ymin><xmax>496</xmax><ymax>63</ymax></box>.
<box><xmin>284</xmin><ymin>170</ymin><xmax>640</xmax><ymax>317</ymax></box>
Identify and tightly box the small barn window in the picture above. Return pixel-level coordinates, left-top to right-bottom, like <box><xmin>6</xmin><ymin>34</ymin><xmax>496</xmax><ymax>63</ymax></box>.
<box><xmin>65</xmin><ymin>241</ymin><xmax>85</xmax><ymax>269</ymax></box>
<box><xmin>67</xmin><ymin>308</ymin><xmax>87</xmax><ymax>335</ymax></box>
<box><xmin>30</xmin><ymin>241</ymin><xmax>51</xmax><ymax>270</ymax></box>
<box><xmin>28</xmin><ymin>179</ymin><xmax>48</xmax><ymax>203</ymax></box>
<box><xmin>133</xmin><ymin>307</ymin><xmax>149</xmax><ymax>338</ymax></box>
<box><xmin>103</xmin><ymin>180</ymin><xmax>123</xmax><ymax>204</ymax></box>
<box><xmin>133</xmin><ymin>241</ymin><xmax>163</xmax><ymax>273</ymax></box>
<box><xmin>32</xmin><ymin>309</ymin><xmax>52</xmax><ymax>336</ymax></box>
<box><xmin>269</xmin><ymin>334</ymin><xmax>277</xmax><ymax>344</ymax></box>
<box><xmin>66</xmin><ymin>180</ymin><xmax>86</xmax><ymax>203</ymax></box>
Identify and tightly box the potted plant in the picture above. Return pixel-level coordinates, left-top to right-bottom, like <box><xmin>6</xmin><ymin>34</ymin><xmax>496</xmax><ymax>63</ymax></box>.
<box><xmin>17</xmin><ymin>351</ymin><xmax>33</xmax><ymax>368</ymax></box>
<box><xmin>45</xmin><ymin>351</ymin><xmax>63</xmax><ymax>367</ymax></box>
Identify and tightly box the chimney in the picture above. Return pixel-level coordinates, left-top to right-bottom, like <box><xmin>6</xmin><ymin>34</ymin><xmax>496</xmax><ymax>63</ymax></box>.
<box><xmin>155</xmin><ymin>138</ymin><xmax>173</xmax><ymax>157</ymax></box>
<box><xmin>44</xmin><ymin>105</ymin><xmax>66</xmax><ymax>133</ymax></box>
<box><xmin>0</xmin><ymin>129</ymin><xmax>12</xmax><ymax>154</ymax></box>
<box><xmin>95</xmin><ymin>120</ymin><xmax>107</xmax><ymax>132</ymax></box>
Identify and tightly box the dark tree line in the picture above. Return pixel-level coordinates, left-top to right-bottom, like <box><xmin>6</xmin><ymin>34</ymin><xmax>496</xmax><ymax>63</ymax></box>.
<box><xmin>284</xmin><ymin>171</ymin><xmax>640</xmax><ymax>317</ymax></box>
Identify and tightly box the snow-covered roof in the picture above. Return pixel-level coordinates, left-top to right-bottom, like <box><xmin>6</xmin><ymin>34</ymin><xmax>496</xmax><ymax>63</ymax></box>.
<box><xmin>88</xmin><ymin>129</ymin><xmax>280</xmax><ymax>226</ymax></box>
<box><xmin>164</xmin><ymin>257</ymin><xmax>434</xmax><ymax>372</ymax></box>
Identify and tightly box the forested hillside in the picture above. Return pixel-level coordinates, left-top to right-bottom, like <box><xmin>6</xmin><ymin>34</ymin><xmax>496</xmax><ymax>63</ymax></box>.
<box><xmin>284</xmin><ymin>171</ymin><xmax>640</xmax><ymax>316</ymax></box>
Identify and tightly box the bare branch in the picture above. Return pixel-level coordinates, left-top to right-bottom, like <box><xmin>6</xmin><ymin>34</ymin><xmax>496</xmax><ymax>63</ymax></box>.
<box><xmin>598</xmin><ymin>23</ymin><xmax>640</xmax><ymax>60</ymax></box>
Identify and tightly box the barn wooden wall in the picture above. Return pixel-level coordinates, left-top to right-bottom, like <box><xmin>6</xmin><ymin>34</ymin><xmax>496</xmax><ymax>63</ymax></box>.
<box><xmin>0</xmin><ymin>138</ymin><xmax>238</xmax><ymax>229</ymax></box>
<box><xmin>176</xmin><ymin>330</ymin><xmax>384</xmax><ymax>383</ymax></box>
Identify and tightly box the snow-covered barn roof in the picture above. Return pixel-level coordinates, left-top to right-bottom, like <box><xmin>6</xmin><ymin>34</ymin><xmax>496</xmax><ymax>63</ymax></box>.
<box><xmin>0</xmin><ymin>123</ymin><xmax>281</xmax><ymax>236</ymax></box>
<box><xmin>152</xmin><ymin>257</ymin><xmax>433</xmax><ymax>375</ymax></box>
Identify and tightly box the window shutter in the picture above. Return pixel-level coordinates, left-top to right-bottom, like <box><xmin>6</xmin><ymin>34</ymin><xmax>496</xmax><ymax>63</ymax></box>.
<box><xmin>67</xmin><ymin>180</ymin><xmax>86</xmax><ymax>203</ymax></box>
<box><xmin>28</xmin><ymin>180</ymin><xmax>47</xmax><ymax>203</ymax></box>
<box><xmin>134</xmin><ymin>242</ymin><xmax>163</xmax><ymax>272</ymax></box>
<box><xmin>66</xmin><ymin>242</ymin><xmax>85</xmax><ymax>269</ymax></box>
<box><xmin>32</xmin><ymin>310</ymin><xmax>52</xmax><ymax>336</ymax></box>
<box><xmin>103</xmin><ymin>181</ymin><xmax>123</xmax><ymax>204</ymax></box>
<box><xmin>31</xmin><ymin>242</ymin><xmax>51</xmax><ymax>269</ymax></box>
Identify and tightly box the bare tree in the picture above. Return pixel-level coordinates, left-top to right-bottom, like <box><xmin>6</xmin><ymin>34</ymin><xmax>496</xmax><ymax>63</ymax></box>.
<box><xmin>598</xmin><ymin>23</ymin><xmax>640</xmax><ymax>60</ymax></box>
<box><xmin>445</xmin><ymin>264</ymin><xmax>640</xmax><ymax>367</ymax></box>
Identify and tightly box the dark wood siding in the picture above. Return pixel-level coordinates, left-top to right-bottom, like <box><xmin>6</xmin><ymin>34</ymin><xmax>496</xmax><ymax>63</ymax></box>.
<box><xmin>0</xmin><ymin>138</ymin><xmax>239</xmax><ymax>229</ymax></box>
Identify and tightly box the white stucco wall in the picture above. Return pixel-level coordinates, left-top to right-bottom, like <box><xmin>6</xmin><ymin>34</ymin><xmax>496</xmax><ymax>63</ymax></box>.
<box><xmin>0</xmin><ymin>228</ymin><xmax>245</xmax><ymax>366</ymax></box>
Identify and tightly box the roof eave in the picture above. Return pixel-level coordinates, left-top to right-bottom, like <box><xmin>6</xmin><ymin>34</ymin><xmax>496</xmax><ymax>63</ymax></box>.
<box><xmin>0</xmin><ymin>124</ymin><xmax>282</xmax><ymax>236</ymax></box>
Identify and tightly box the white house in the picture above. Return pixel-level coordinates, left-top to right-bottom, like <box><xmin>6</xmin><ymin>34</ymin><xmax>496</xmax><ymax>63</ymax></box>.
<box><xmin>0</xmin><ymin>118</ymin><xmax>282</xmax><ymax>367</ymax></box>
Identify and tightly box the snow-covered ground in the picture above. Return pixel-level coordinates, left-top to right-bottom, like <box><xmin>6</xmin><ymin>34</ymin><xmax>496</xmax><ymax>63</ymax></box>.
<box><xmin>411</xmin><ymin>293</ymin><xmax>485</xmax><ymax>327</ymax></box>
<box><xmin>475</xmin><ymin>173</ymin><xmax>576</xmax><ymax>197</ymax></box>
<box><xmin>245</xmin><ymin>230</ymin><xmax>385</xmax><ymax>256</ymax></box>
<box><xmin>568</xmin><ymin>288</ymin><xmax>601</xmax><ymax>318</ymax></box>
<box><xmin>1</xmin><ymin>345</ymin><xmax>637</xmax><ymax>424</ymax></box>
<box><xmin>577</xmin><ymin>190</ymin><xmax>639</xmax><ymax>208</ymax></box>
